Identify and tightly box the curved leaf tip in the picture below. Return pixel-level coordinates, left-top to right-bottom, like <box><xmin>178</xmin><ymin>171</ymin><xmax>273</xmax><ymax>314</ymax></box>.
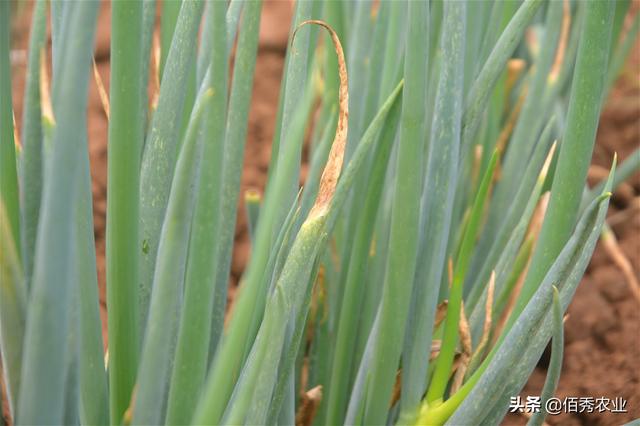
<box><xmin>292</xmin><ymin>20</ymin><xmax>349</xmax><ymax>219</ymax></box>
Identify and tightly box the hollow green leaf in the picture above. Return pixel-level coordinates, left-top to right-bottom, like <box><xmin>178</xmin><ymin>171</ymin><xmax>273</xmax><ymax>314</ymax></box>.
<box><xmin>159</xmin><ymin>0</ymin><xmax>182</xmax><ymax>79</ymax></box>
<box><xmin>264</xmin><ymin>257</ymin><xmax>321</xmax><ymax>425</ymax></box>
<box><xmin>75</xmin><ymin>134</ymin><xmax>108</xmax><ymax>425</ymax></box>
<box><xmin>62</xmin><ymin>304</ymin><xmax>79</xmax><ymax>426</ymax></box>
<box><xmin>49</xmin><ymin>1</ymin><xmax>64</xmax><ymax>70</ymax></box>
<box><xmin>194</xmin><ymin>71</ymin><xmax>315</xmax><ymax>426</ymax></box>
<box><xmin>197</xmin><ymin>0</ymin><xmax>244</xmax><ymax>87</ymax></box>
<box><xmin>196</xmin><ymin>76</ymin><xmax>403</xmax><ymax>426</ymax></box>
<box><xmin>132</xmin><ymin>90</ymin><xmax>213</xmax><ymax>426</ymax></box>
<box><xmin>512</xmin><ymin>0</ymin><xmax>614</xmax><ymax>326</ymax></box>
<box><xmin>265</xmin><ymin>0</ymin><xmax>313</xmax><ymax>216</ymax></box>
<box><xmin>345</xmin><ymin>306</ymin><xmax>382</xmax><ymax>425</ymax></box>
<box><xmin>240</xmin><ymin>80</ymin><xmax>403</xmax><ymax>426</ymax></box>
<box><xmin>16</xmin><ymin>3</ymin><xmax>100</xmax><ymax>423</ymax></box>
<box><xmin>106</xmin><ymin>1</ymin><xmax>144</xmax><ymax>422</ymax></box>
<box><xmin>363</xmin><ymin>1</ymin><xmax>429</xmax><ymax>422</ymax></box>
<box><xmin>344</xmin><ymin>0</ymin><xmax>374</xmax><ymax>162</ymax></box>
<box><xmin>326</xmin><ymin>94</ymin><xmax>401</xmax><ymax>426</ymax></box>
<box><xmin>433</xmin><ymin>186</ymin><xmax>611</xmax><ymax>425</ymax></box>
<box><xmin>0</xmin><ymin>201</ymin><xmax>26</xmax><ymax>418</ymax></box>
<box><xmin>428</xmin><ymin>151</ymin><xmax>497</xmax><ymax>404</ymax></box>
<box><xmin>165</xmin><ymin>0</ymin><xmax>228</xmax><ymax>422</ymax></box>
<box><xmin>461</xmin><ymin>0</ymin><xmax>543</xmax><ymax>151</ymax></box>
<box><xmin>139</xmin><ymin>0</ymin><xmax>157</xmax><ymax>135</ymax></box>
<box><xmin>227</xmin><ymin>218</ymin><xmax>324</xmax><ymax>425</ymax></box>
<box><xmin>399</xmin><ymin>1</ymin><xmax>465</xmax><ymax>420</ymax></box>
<box><xmin>527</xmin><ymin>286</ymin><xmax>564</xmax><ymax>426</ymax></box>
<box><xmin>497</xmin><ymin>0</ymin><xmax>564</xmax><ymax>204</ymax></box>
<box><xmin>19</xmin><ymin>0</ymin><xmax>47</xmax><ymax>289</ymax></box>
<box><xmin>210</xmin><ymin>0</ymin><xmax>263</xmax><ymax>361</ymax></box>
<box><xmin>475</xmin><ymin>191</ymin><xmax>613</xmax><ymax>425</ymax></box>
<box><xmin>138</xmin><ymin>0</ymin><xmax>205</xmax><ymax>331</ymax></box>
<box><xmin>379</xmin><ymin>0</ymin><xmax>407</xmax><ymax>104</ymax></box>
<box><xmin>609</xmin><ymin>0</ymin><xmax>631</xmax><ymax>65</ymax></box>
<box><xmin>466</xmin><ymin>119</ymin><xmax>556</xmax><ymax>311</ymax></box>
<box><xmin>245</xmin><ymin>190</ymin><xmax>261</xmax><ymax>245</ymax></box>
<box><xmin>0</xmin><ymin>0</ymin><xmax>21</xmax><ymax>264</ymax></box>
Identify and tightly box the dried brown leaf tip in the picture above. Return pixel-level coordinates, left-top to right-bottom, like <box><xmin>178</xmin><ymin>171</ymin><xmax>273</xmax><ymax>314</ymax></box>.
<box><xmin>481</xmin><ymin>271</ymin><xmax>496</xmax><ymax>346</ymax></box>
<box><xmin>244</xmin><ymin>188</ymin><xmax>261</xmax><ymax>203</ymax></box>
<box><xmin>39</xmin><ymin>48</ymin><xmax>54</xmax><ymax>126</ymax></box>
<box><xmin>506</xmin><ymin>58</ymin><xmax>526</xmax><ymax>97</ymax></box>
<box><xmin>13</xmin><ymin>112</ymin><xmax>20</xmax><ymax>150</ymax></box>
<box><xmin>295</xmin><ymin>385</ymin><xmax>323</xmax><ymax>426</ymax></box>
<box><xmin>390</xmin><ymin>369</ymin><xmax>402</xmax><ymax>407</ymax></box>
<box><xmin>434</xmin><ymin>300</ymin><xmax>448</xmax><ymax>329</ymax></box>
<box><xmin>293</xmin><ymin>20</ymin><xmax>349</xmax><ymax>220</ymax></box>
<box><xmin>451</xmin><ymin>303</ymin><xmax>472</xmax><ymax>393</ymax></box>
<box><xmin>122</xmin><ymin>384</ymin><xmax>137</xmax><ymax>425</ymax></box>
<box><xmin>430</xmin><ymin>340</ymin><xmax>442</xmax><ymax>361</ymax></box>
<box><xmin>468</xmin><ymin>270</ymin><xmax>496</xmax><ymax>367</ymax></box>
<box><xmin>602</xmin><ymin>226</ymin><xmax>640</xmax><ymax>304</ymax></box>
<box><xmin>93</xmin><ymin>56</ymin><xmax>110</xmax><ymax>120</ymax></box>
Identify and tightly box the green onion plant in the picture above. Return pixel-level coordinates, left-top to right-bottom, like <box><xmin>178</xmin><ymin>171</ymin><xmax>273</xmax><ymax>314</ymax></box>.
<box><xmin>1</xmin><ymin>0</ymin><xmax>637</xmax><ymax>425</ymax></box>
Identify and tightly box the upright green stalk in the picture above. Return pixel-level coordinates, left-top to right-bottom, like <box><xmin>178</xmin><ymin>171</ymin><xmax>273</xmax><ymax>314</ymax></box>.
<box><xmin>269</xmin><ymin>0</ymin><xmax>314</xmax><ymax>230</ymax></box>
<box><xmin>427</xmin><ymin>152</ymin><xmax>497</xmax><ymax>404</ymax></box>
<box><xmin>495</xmin><ymin>0</ymin><xmax>563</xmax><ymax>212</ymax></box>
<box><xmin>223</xmin><ymin>217</ymin><xmax>325</xmax><ymax>425</ymax></box>
<box><xmin>0</xmin><ymin>0</ymin><xmax>21</xmax><ymax>260</ymax></box>
<box><xmin>165</xmin><ymin>0</ymin><xmax>228</xmax><ymax>422</ymax></box>
<box><xmin>264</xmin><ymin>0</ymin><xmax>312</xmax><ymax>191</ymax></box>
<box><xmin>528</xmin><ymin>287</ymin><xmax>564</xmax><ymax>426</ymax></box>
<box><xmin>20</xmin><ymin>0</ymin><xmax>47</xmax><ymax>288</ymax></box>
<box><xmin>211</xmin><ymin>0</ymin><xmax>263</xmax><ymax>360</ymax></box>
<box><xmin>325</xmin><ymin>99</ymin><xmax>401</xmax><ymax>426</ymax></box>
<box><xmin>195</xmin><ymin>63</ymin><xmax>311</xmax><ymax>423</ymax></box>
<box><xmin>419</xmin><ymin>5</ymin><xmax>616</xmax><ymax>422</ymax></box>
<box><xmin>16</xmin><ymin>3</ymin><xmax>99</xmax><ymax>423</ymax></box>
<box><xmin>197</xmin><ymin>50</ymin><xmax>316</xmax><ymax>426</ymax></box>
<box><xmin>344</xmin><ymin>0</ymin><xmax>373</xmax><ymax>162</ymax></box>
<box><xmin>362</xmin><ymin>1</ymin><xmax>429</xmax><ymax>423</ymax></box>
<box><xmin>400</xmin><ymin>2</ymin><xmax>465</xmax><ymax>420</ymax></box>
<box><xmin>75</xmin><ymin>139</ymin><xmax>109</xmax><ymax>426</ymax></box>
<box><xmin>139</xmin><ymin>0</ymin><xmax>157</xmax><ymax>134</ymax></box>
<box><xmin>313</xmin><ymin>0</ymin><xmax>343</xmax><ymax>152</ymax></box>
<box><xmin>106</xmin><ymin>1</ymin><xmax>144</xmax><ymax>422</ymax></box>
<box><xmin>439</xmin><ymin>187</ymin><xmax>613</xmax><ymax>425</ymax></box>
<box><xmin>511</xmin><ymin>0</ymin><xmax>614</xmax><ymax>324</ymax></box>
<box><xmin>160</xmin><ymin>0</ymin><xmax>182</xmax><ymax>79</ymax></box>
<box><xmin>49</xmin><ymin>1</ymin><xmax>65</xmax><ymax>75</ymax></box>
<box><xmin>139</xmin><ymin>0</ymin><xmax>204</xmax><ymax>331</ymax></box>
<box><xmin>132</xmin><ymin>90</ymin><xmax>214</xmax><ymax>426</ymax></box>
<box><xmin>195</xmin><ymin>19</ymin><xmax>338</xmax><ymax>424</ymax></box>
<box><xmin>609</xmin><ymin>0</ymin><xmax>631</xmax><ymax>62</ymax></box>
<box><xmin>0</xmin><ymin>203</ymin><xmax>25</xmax><ymax>420</ymax></box>
<box><xmin>461</xmin><ymin>0</ymin><xmax>543</xmax><ymax>150</ymax></box>
<box><xmin>379</xmin><ymin>0</ymin><xmax>407</xmax><ymax>102</ymax></box>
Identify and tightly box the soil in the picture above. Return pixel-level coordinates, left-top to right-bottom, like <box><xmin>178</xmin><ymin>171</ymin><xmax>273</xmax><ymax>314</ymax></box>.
<box><xmin>6</xmin><ymin>2</ymin><xmax>639</xmax><ymax>425</ymax></box>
